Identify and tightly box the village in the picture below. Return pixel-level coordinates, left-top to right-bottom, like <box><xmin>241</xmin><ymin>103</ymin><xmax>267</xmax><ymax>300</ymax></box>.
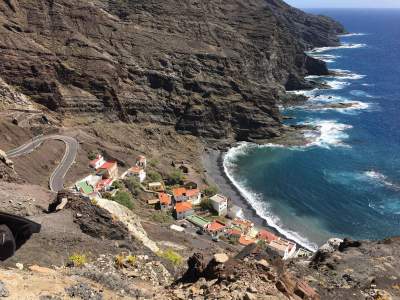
<box><xmin>72</xmin><ymin>152</ymin><xmax>312</xmax><ymax>260</ymax></box>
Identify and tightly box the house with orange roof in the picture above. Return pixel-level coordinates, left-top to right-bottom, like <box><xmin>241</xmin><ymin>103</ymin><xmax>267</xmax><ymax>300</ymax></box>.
<box><xmin>232</xmin><ymin>218</ymin><xmax>254</xmax><ymax>235</ymax></box>
<box><xmin>185</xmin><ymin>188</ymin><xmax>201</xmax><ymax>205</ymax></box>
<box><xmin>97</xmin><ymin>161</ymin><xmax>118</xmax><ymax>179</ymax></box>
<box><xmin>126</xmin><ymin>165</ymin><xmax>146</xmax><ymax>182</ymax></box>
<box><xmin>257</xmin><ymin>229</ymin><xmax>279</xmax><ymax>243</ymax></box>
<box><xmin>174</xmin><ymin>202</ymin><xmax>194</xmax><ymax>220</ymax></box>
<box><xmin>172</xmin><ymin>187</ymin><xmax>188</xmax><ymax>203</ymax></box>
<box><xmin>95</xmin><ymin>178</ymin><xmax>113</xmax><ymax>192</ymax></box>
<box><xmin>159</xmin><ymin>192</ymin><xmax>172</xmax><ymax>210</ymax></box>
<box><xmin>206</xmin><ymin>220</ymin><xmax>226</xmax><ymax>235</ymax></box>
<box><xmin>136</xmin><ymin>155</ymin><xmax>147</xmax><ymax>168</ymax></box>
<box><xmin>238</xmin><ymin>235</ymin><xmax>256</xmax><ymax>246</ymax></box>
<box><xmin>89</xmin><ymin>154</ymin><xmax>106</xmax><ymax>169</ymax></box>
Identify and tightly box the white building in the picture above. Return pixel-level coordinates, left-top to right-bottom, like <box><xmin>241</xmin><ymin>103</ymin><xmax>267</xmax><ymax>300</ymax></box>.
<box><xmin>209</xmin><ymin>194</ymin><xmax>228</xmax><ymax>216</ymax></box>
<box><xmin>89</xmin><ymin>154</ymin><xmax>106</xmax><ymax>169</ymax></box>
<box><xmin>136</xmin><ymin>155</ymin><xmax>147</xmax><ymax>169</ymax></box>
<box><xmin>125</xmin><ymin>166</ymin><xmax>146</xmax><ymax>182</ymax></box>
<box><xmin>268</xmin><ymin>238</ymin><xmax>297</xmax><ymax>260</ymax></box>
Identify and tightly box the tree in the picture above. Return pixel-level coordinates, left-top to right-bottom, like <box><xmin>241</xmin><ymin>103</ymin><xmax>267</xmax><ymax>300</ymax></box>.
<box><xmin>124</xmin><ymin>177</ymin><xmax>141</xmax><ymax>196</ymax></box>
<box><xmin>167</xmin><ymin>169</ymin><xmax>184</xmax><ymax>185</ymax></box>
<box><xmin>112</xmin><ymin>180</ymin><xmax>124</xmax><ymax>190</ymax></box>
<box><xmin>147</xmin><ymin>171</ymin><xmax>162</xmax><ymax>182</ymax></box>
<box><xmin>88</xmin><ymin>151</ymin><xmax>98</xmax><ymax>160</ymax></box>
<box><xmin>112</xmin><ymin>191</ymin><xmax>134</xmax><ymax>210</ymax></box>
<box><xmin>203</xmin><ymin>185</ymin><xmax>218</xmax><ymax>197</ymax></box>
<box><xmin>200</xmin><ymin>198</ymin><xmax>213</xmax><ymax>211</ymax></box>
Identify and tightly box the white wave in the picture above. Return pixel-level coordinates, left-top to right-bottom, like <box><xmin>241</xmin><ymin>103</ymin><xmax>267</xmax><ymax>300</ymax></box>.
<box><xmin>290</xmin><ymin>101</ymin><xmax>372</xmax><ymax>115</ymax></box>
<box><xmin>364</xmin><ymin>171</ymin><xmax>400</xmax><ymax>191</ymax></box>
<box><xmin>287</xmin><ymin>88</ymin><xmax>319</xmax><ymax>97</ymax></box>
<box><xmin>223</xmin><ymin>144</ymin><xmax>319</xmax><ymax>251</ymax></box>
<box><xmin>339</xmin><ymin>33</ymin><xmax>368</xmax><ymax>37</ymax></box>
<box><xmin>308</xmin><ymin>43</ymin><xmax>367</xmax><ymax>54</ymax></box>
<box><xmin>362</xmin><ymin>83</ymin><xmax>375</xmax><ymax>87</ymax></box>
<box><xmin>301</xmin><ymin>119</ymin><xmax>353</xmax><ymax>149</ymax></box>
<box><xmin>326</xmin><ymin>80</ymin><xmax>351</xmax><ymax>90</ymax></box>
<box><xmin>310</xmin><ymin>54</ymin><xmax>340</xmax><ymax>63</ymax></box>
<box><xmin>330</xmin><ymin>69</ymin><xmax>366</xmax><ymax>80</ymax></box>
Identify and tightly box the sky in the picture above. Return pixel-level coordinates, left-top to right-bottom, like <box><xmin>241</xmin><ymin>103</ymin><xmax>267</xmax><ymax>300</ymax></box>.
<box><xmin>284</xmin><ymin>0</ymin><xmax>400</xmax><ymax>8</ymax></box>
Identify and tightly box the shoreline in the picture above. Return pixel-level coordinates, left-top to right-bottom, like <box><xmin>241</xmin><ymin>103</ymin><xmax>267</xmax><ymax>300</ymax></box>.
<box><xmin>201</xmin><ymin>147</ymin><xmax>312</xmax><ymax>251</ymax></box>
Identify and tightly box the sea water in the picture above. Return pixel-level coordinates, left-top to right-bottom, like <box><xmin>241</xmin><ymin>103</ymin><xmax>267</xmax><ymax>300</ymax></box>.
<box><xmin>223</xmin><ymin>9</ymin><xmax>400</xmax><ymax>250</ymax></box>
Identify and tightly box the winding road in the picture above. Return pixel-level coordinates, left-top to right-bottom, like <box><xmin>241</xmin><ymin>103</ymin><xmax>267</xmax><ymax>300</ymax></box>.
<box><xmin>6</xmin><ymin>135</ymin><xmax>79</xmax><ymax>192</ymax></box>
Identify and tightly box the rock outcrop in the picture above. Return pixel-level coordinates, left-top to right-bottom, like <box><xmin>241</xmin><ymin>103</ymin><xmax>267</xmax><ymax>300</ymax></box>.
<box><xmin>0</xmin><ymin>0</ymin><xmax>344</xmax><ymax>143</ymax></box>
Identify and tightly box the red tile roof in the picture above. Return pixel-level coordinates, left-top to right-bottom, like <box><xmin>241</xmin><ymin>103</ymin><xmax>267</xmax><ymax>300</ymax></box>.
<box><xmin>258</xmin><ymin>230</ymin><xmax>278</xmax><ymax>243</ymax></box>
<box><xmin>98</xmin><ymin>161</ymin><xmax>117</xmax><ymax>170</ymax></box>
<box><xmin>186</xmin><ymin>189</ymin><xmax>200</xmax><ymax>197</ymax></box>
<box><xmin>89</xmin><ymin>154</ymin><xmax>103</xmax><ymax>166</ymax></box>
<box><xmin>129</xmin><ymin>166</ymin><xmax>142</xmax><ymax>173</ymax></box>
<box><xmin>239</xmin><ymin>235</ymin><xmax>256</xmax><ymax>246</ymax></box>
<box><xmin>159</xmin><ymin>193</ymin><xmax>171</xmax><ymax>205</ymax></box>
<box><xmin>96</xmin><ymin>178</ymin><xmax>113</xmax><ymax>190</ymax></box>
<box><xmin>207</xmin><ymin>220</ymin><xmax>226</xmax><ymax>232</ymax></box>
<box><xmin>175</xmin><ymin>202</ymin><xmax>192</xmax><ymax>213</ymax></box>
<box><xmin>172</xmin><ymin>187</ymin><xmax>186</xmax><ymax>197</ymax></box>
<box><xmin>227</xmin><ymin>229</ymin><xmax>241</xmax><ymax>236</ymax></box>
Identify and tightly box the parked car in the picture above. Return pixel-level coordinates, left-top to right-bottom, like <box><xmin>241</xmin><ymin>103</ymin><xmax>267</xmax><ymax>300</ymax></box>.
<box><xmin>180</xmin><ymin>223</ymin><xmax>187</xmax><ymax>228</ymax></box>
<box><xmin>196</xmin><ymin>229</ymin><xmax>204</xmax><ymax>235</ymax></box>
<box><xmin>212</xmin><ymin>236</ymin><xmax>220</xmax><ymax>242</ymax></box>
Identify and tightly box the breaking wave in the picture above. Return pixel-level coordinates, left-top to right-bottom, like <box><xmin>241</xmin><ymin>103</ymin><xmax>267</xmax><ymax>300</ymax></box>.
<box><xmin>338</xmin><ymin>33</ymin><xmax>368</xmax><ymax>37</ymax></box>
<box><xmin>308</xmin><ymin>43</ymin><xmax>367</xmax><ymax>54</ymax></box>
<box><xmin>223</xmin><ymin>143</ymin><xmax>319</xmax><ymax>251</ymax></box>
<box><xmin>364</xmin><ymin>171</ymin><xmax>400</xmax><ymax>191</ymax></box>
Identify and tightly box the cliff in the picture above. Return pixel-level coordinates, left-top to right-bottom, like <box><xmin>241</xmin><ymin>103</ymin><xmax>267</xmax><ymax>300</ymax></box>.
<box><xmin>0</xmin><ymin>0</ymin><xmax>344</xmax><ymax>143</ymax></box>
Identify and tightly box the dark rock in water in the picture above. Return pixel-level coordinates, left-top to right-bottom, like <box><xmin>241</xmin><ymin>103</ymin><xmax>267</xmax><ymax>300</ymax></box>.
<box><xmin>0</xmin><ymin>0</ymin><xmax>344</xmax><ymax>143</ymax></box>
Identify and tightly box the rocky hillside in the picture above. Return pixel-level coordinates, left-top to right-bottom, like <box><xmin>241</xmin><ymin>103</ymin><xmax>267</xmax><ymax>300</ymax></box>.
<box><xmin>0</xmin><ymin>0</ymin><xmax>344</xmax><ymax>143</ymax></box>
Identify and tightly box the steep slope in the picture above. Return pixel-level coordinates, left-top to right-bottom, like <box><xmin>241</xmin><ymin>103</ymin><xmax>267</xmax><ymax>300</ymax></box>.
<box><xmin>0</xmin><ymin>0</ymin><xmax>344</xmax><ymax>142</ymax></box>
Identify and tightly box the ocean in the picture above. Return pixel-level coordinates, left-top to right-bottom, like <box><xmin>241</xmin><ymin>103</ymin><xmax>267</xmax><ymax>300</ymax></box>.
<box><xmin>223</xmin><ymin>9</ymin><xmax>400</xmax><ymax>250</ymax></box>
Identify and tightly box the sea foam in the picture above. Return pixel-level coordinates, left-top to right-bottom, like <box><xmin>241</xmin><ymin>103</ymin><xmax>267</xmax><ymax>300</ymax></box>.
<box><xmin>308</xmin><ymin>43</ymin><xmax>367</xmax><ymax>54</ymax></box>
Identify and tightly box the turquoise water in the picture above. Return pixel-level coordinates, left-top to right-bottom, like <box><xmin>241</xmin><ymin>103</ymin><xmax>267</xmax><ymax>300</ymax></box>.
<box><xmin>223</xmin><ymin>9</ymin><xmax>400</xmax><ymax>250</ymax></box>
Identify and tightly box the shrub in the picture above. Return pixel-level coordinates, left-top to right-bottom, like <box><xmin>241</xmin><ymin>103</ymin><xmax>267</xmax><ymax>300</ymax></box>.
<box><xmin>102</xmin><ymin>192</ymin><xmax>113</xmax><ymax>200</ymax></box>
<box><xmin>149</xmin><ymin>159</ymin><xmax>159</xmax><ymax>168</ymax></box>
<box><xmin>151</xmin><ymin>211</ymin><xmax>173</xmax><ymax>224</ymax></box>
<box><xmin>167</xmin><ymin>169</ymin><xmax>184</xmax><ymax>185</ymax></box>
<box><xmin>200</xmin><ymin>198</ymin><xmax>213</xmax><ymax>211</ymax></box>
<box><xmin>90</xmin><ymin>198</ymin><xmax>98</xmax><ymax>206</ymax></box>
<box><xmin>147</xmin><ymin>171</ymin><xmax>162</xmax><ymax>182</ymax></box>
<box><xmin>126</xmin><ymin>255</ymin><xmax>136</xmax><ymax>266</ymax></box>
<box><xmin>203</xmin><ymin>185</ymin><xmax>218</xmax><ymax>197</ymax></box>
<box><xmin>115</xmin><ymin>254</ymin><xmax>125</xmax><ymax>269</ymax></box>
<box><xmin>112</xmin><ymin>190</ymin><xmax>134</xmax><ymax>209</ymax></box>
<box><xmin>68</xmin><ymin>253</ymin><xmax>87</xmax><ymax>267</ymax></box>
<box><xmin>88</xmin><ymin>151</ymin><xmax>98</xmax><ymax>160</ymax></box>
<box><xmin>257</xmin><ymin>239</ymin><xmax>267</xmax><ymax>250</ymax></box>
<box><xmin>124</xmin><ymin>177</ymin><xmax>141</xmax><ymax>196</ymax></box>
<box><xmin>112</xmin><ymin>180</ymin><xmax>124</xmax><ymax>190</ymax></box>
<box><xmin>157</xmin><ymin>249</ymin><xmax>183</xmax><ymax>266</ymax></box>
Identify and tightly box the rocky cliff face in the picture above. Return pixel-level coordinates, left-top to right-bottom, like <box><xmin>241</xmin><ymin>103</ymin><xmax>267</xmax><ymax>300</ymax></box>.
<box><xmin>0</xmin><ymin>0</ymin><xmax>344</xmax><ymax>143</ymax></box>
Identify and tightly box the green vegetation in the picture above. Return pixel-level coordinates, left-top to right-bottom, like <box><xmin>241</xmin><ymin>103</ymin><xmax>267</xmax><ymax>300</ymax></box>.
<box><xmin>257</xmin><ymin>239</ymin><xmax>267</xmax><ymax>250</ymax></box>
<box><xmin>126</xmin><ymin>255</ymin><xmax>136</xmax><ymax>266</ymax></box>
<box><xmin>68</xmin><ymin>253</ymin><xmax>87</xmax><ymax>267</ymax></box>
<box><xmin>88</xmin><ymin>151</ymin><xmax>98</xmax><ymax>160</ymax></box>
<box><xmin>112</xmin><ymin>180</ymin><xmax>124</xmax><ymax>189</ymax></box>
<box><xmin>157</xmin><ymin>249</ymin><xmax>183</xmax><ymax>266</ymax></box>
<box><xmin>149</xmin><ymin>158</ymin><xmax>159</xmax><ymax>168</ymax></box>
<box><xmin>167</xmin><ymin>169</ymin><xmax>185</xmax><ymax>185</ymax></box>
<box><xmin>147</xmin><ymin>170</ymin><xmax>163</xmax><ymax>182</ymax></box>
<box><xmin>151</xmin><ymin>211</ymin><xmax>173</xmax><ymax>224</ymax></box>
<box><xmin>112</xmin><ymin>190</ymin><xmax>134</xmax><ymax>210</ymax></box>
<box><xmin>102</xmin><ymin>192</ymin><xmax>113</xmax><ymax>200</ymax></box>
<box><xmin>203</xmin><ymin>185</ymin><xmax>218</xmax><ymax>197</ymax></box>
<box><xmin>124</xmin><ymin>176</ymin><xmax>141</xmax><ymax>196</ymax></box>
<box><xmin>200</xmin><ymin>198</ymin><xmax>213</xmax><ymax>211</ymax></box>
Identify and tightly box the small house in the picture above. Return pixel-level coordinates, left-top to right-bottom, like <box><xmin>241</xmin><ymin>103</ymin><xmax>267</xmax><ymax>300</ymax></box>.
<box><xmin>126</xmin><ymin>166</ymin><xmax>146</xmax><ymax>182</ymax></box>
<box><xmin>226</xmin><ymin>228</ymin><xmax>242</xmax><ymax>241</ymax></box>
<box><xmin>97</xmin><ymin>161</ymin><xmax>118</xmax><ymax>179</ymax></box>
<box><xmin>95</xmin><ymin>178</ymin><xmax>114</xmax><ymax>192</ymax></box>
<box><xmin>209</xmin><ymin>194</ymin><xmax>228</xmax><ymax>216</ymax></box>
<box><xmin>148</xmin><ymin>182</ymin><xmax>164</xmax><ymax>192</ymax></box>
<box><xmin>186</xmin><ymin>189</ymin><xmax>201</xmax><ymax>205</ymax></box>
<box><xmin>186</xmin><ymin>215</ymin><xmax>210</xmax><ymax>229</ymax></box>
<box><xmin>268</xmin><ymin>238</ymin><xmax>297</xmax><ymax>260</ymax></box>
<box><xmin>159</xmin><ymin>192</ymin><xmax>172</xmax><ymax>210</ymax></box>
<box><xmin>136</xmin><ymin>155</ymin><xmax>147</xmax><ymax>168</ymax></box>
<box><xmin>257</xmin><ymin>229</ymin><xmax>278</xmax><ymax>243</ymax></box>
<box><xmin>172</xmin><ymin>187</ymin><xmax>188</xmax><ymax>203</ymax></box>
<box><xmin>227</xmin><ymin>205</ymin><xmax>243</xmax><ymax>219</ymax></box>
<box><xmin>207</xmin><ymin>220</ymin><xmax>226</xmax><ymax>235</ymax></box>
<box><xmin>174</xmin><ymin>202</ymin><xmax>194</xmax><ymax>220</ymax></box>
<box><xmin>89</xmin><ymin>154</ymin><xmax>105</xmax><ymax>169</ymax></box>
<box><xmin>232</xmin><ymin>218</ymin><xmax>254</xmax><ymax>235</ymax></box>
<box><xmin>239</xmin><ymin>235</ymin><xmax>256</xmax><ymax>246</ymax></box>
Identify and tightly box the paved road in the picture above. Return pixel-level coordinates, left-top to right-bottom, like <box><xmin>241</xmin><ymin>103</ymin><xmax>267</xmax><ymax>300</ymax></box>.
<box><xmin>6</xmin><ymin>135</ymin><xmax>79</xmax><ymax>193</ymax></box>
